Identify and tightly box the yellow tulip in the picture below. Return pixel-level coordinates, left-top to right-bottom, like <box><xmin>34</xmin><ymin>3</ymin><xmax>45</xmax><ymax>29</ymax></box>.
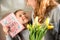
<box><xmin>48</xmin><ymin>25</ymin><xmax>54</xmax><ymax>30</ymax></box>
<box><xmin>45</xmin><ymin>17</ymin><xmax>50</xmax><ymax>26</ymax></box>
<box><xmin>33</xmin><ymin>16</ymin><xmax>38</xmax><ymax>25</ymax></box>
<box><xmin>27</xmin><ymin>24</ymin><xmax>30</xmax><ymax>30</ymax></box>
<box><xmin>32</xmin><ymin>25</ymin><xmax>34</xmax><ymax>29</ymax></box>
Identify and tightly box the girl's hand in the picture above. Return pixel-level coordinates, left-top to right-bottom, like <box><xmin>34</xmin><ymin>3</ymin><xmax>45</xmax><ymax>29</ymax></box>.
<box><xmin>3</xmin><ymin>27</ymin><xmax>9</xmax><ymax>35</ymax></box>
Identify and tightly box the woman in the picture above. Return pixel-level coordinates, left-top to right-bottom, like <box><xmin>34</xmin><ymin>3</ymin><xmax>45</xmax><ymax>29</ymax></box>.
<box><xmin>26</xmin><ymin>0</ymin><xmax>60</xmax><ymax>40</ymax></box>
<box><xmin>3</xmin><ymin>9</ymin><xmax>32</xmax><ymax>40</ymax></box>
<box><xmin>26</xmin><ymin>0</ymin><xmax>37</xmax><ymax>10</ymax></box>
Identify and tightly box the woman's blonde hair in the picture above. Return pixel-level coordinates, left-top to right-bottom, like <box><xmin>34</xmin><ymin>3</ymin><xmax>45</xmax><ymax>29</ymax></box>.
<box><xmin>34</xmin><ymin>0</ymin><xmax>58</xmax><ymax>23</ymax></box>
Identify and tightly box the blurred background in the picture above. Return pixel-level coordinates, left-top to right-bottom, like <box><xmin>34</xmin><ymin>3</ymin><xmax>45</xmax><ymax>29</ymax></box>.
<box><xmin>0</xmin><ymin>0</ymin><xmax>60</xmax><ymax>40</ymax></box>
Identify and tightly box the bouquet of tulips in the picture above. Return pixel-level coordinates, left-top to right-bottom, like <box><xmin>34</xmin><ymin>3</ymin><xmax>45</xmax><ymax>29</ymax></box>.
<box><xmin>27</xmin><ymin>16</ymin><xmax>54</xmax><ymax>40</ymax></box>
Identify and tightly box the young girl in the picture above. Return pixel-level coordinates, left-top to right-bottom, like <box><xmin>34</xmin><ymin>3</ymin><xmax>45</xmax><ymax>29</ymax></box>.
<box><xmin>3</xmin><ymin>9</ymin><xmax>32</xmax><ymax>40</ymax></box>
<box><xmin>26</xmin><ymin>0</ymin><xmax>60</xmax><ymax>40</ymax></box>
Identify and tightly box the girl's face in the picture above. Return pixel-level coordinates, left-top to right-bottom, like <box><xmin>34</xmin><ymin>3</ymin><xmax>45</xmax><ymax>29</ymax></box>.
<box><xmin>15</xmin><ymin>11</ymin><xmax>29</xmax><ymax>24</ymax></box>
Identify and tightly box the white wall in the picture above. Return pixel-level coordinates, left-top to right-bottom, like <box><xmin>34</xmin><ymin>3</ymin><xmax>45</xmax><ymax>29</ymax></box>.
<box><xmin>0</xmin><ymin>0</ymin><xmax>26</xmax><ymax>19</ymax></box>
<box><xmin>0</xmin><ymin>0</ymin><xmax>33</xmax><ymax>20</ymax></box>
